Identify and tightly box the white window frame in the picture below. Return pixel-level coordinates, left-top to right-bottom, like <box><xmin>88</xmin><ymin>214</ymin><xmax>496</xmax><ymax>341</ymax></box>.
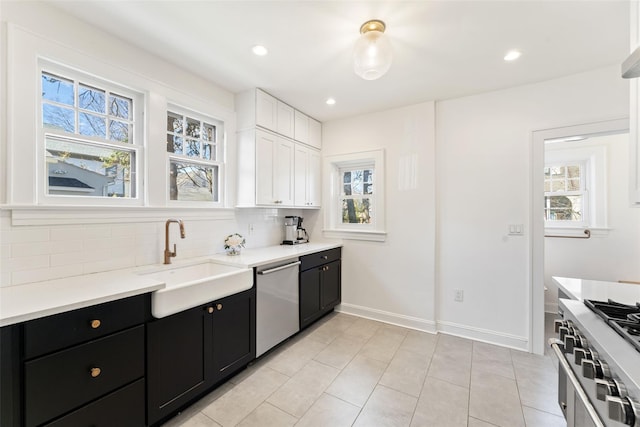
<box><xmin>166</xmin><ymin>105</ymin><xmax>225</xmax><ymax>207</ymax></box>
<box><xmin>543</xmin><ymin>161</ymin><xmax>589</xmax><ymax>227</ymax></box>
<box><xmin>544</xmin><ymin>142</ymin><xmax>608</xmax><ymax>234</ymax></box>
<box><xmin>323</xmin><ymin>149</ymin><xmax>386</xmax><ymax>241</ymax></box>
<box><xmin>37</xmin><ymin>60</ymin><xmax>144</xmax><ymax>206</ymax></box>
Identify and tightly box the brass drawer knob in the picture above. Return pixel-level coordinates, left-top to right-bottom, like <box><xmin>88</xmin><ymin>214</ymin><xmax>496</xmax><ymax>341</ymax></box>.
<box><xmin>207</xmin><ymin>307</ymin><xmax>214</xmax><ymax>314</ymax></box>
<box><xmin>90</xmin><ymin>319</ymin><xmax>101</xmax><ymax>329</ymax></box>
<box><xmin>216</xmin><ymin>303</ymin><xmax>223</xmax><ymax>311</ymax></box>
<box><xmin>90</xmin><ymin>367</ymin><xmax>101</xmax><ymax>378</ymax></box>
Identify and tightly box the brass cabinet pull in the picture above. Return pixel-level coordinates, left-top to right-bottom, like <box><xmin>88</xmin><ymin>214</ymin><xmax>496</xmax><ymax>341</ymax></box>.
<box><xmin>90</xmin><ymin>367</ymin><xmax>101</xmax><ymax>378</ymax></box>
<box><xmin>90</xmin><ymin>319</ymin><xmax>101</xmax><ymax>329</ymax></box>
<box><xmin>207</xmin><ymin>307</ymin><xmax>214</xmax><ymax>314</ymax></box>
<box><xmin>216</xmin><ymin>303</ymin><xmax>223</xmax><ymax>311</ymax></box>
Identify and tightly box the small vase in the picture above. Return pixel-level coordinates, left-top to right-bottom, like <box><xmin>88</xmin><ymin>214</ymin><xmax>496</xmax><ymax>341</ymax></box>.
<box><xmin>226</xmin><ymin>246</ymin><xmax>241</xmax><ymax>256</ymax></box>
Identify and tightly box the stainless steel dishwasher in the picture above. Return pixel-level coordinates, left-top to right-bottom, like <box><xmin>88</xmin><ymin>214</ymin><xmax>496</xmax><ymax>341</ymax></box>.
<box><xmin>255</xmin><ymin>258</ymin><xmax>301</xmax><ymax>357</ymax></box>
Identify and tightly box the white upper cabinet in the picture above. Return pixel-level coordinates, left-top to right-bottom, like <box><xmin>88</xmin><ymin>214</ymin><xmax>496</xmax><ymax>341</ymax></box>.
<box><xmin>277</xmin><ymin>102</ymin><xmax>295</xmax><ymax>138</ymax></box>
<box><xmin>255</xmin><ymin>89</ymin><xmax>278</xmax><ymax>131</ymax></box>
<box><xmin>235</xmin><ymin>88</ymin><xmax>321</xmax><ymax>208</ymax></box>
<box><xmin>294</xmin><ymin>145</ymin><xmax>321</xmax><ymax>207</ymax></box>
<box><xmin>308</xmin><ymin>117</ymin><xmax>322</xmax><ymax>150</ymax></box>
<box><xmin>630</xmin><ymin>1</ymin><xmax>640</xmax><ymax>205</ymax></box>
<box><xmin>253</xmin><ymin>129</ymin><xmax>294</xmax><ymax>206</ymax></box>
<box><xmin>294</xmin><ymin>110</ymin><xmax>310</xmax><ymax>145</ymax></box>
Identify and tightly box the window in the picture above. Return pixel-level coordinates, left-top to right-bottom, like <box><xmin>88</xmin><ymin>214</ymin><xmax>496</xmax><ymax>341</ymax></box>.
<box><xmin>544</xmin><ymin>163</ymin><xmax>587</xmax><ymax>224</ymax></box>
<box><xmin>166</xmin><ymin>109</ymin><xmax>224</xmax><ymax>203</ymax></box>
<box><xmin>324</xmin><ymin>150</ymin><xmax>386</xmax><ymax>241</ymax></box>
<box><xmin>40</xmin><ymin>69</ymin><xmax>141</xmax><ymax>200</ymax></box>
<box><xmin>340</xmin><ymin>167</ymin><xmax>374</xmax><ymax>224</ymax></box>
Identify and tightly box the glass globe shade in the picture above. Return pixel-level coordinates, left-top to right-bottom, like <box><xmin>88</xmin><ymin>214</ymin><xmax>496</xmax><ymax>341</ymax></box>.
<box><xmin>353</xmin><ymin>30</ymin><xmax>393</xmax><ymax>80</ymax></box>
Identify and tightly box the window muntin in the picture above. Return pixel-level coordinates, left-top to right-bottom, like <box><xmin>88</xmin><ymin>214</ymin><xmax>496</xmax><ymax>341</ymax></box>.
<box><xmin>40</xmin><ymin>70</ymin><xmax>139</xmax><ymax>200</ymax></box>
<box><xmin>340</xmin><ymin>168</ymin><xmax>374</xmax><ymax>224</ymax></box>
<box><xmin>544</xmin><ymin>164</ymin><xmax>587</xmax><ymax>223</ymax></box>
<box><xmin>166</xmin><ymin>109</ymin><xmax>223</xmax><ymax>203</ymax></box>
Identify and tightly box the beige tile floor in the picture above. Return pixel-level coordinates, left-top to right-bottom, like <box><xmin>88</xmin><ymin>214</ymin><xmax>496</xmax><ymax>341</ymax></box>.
<box><xmin>162</xmin><ymin>312</ymin><xmax>565</xmax><ymax>427</ymax></box>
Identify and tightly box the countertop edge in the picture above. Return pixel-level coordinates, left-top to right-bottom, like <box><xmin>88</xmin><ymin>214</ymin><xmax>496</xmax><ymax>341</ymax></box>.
<box><xmin>0</xmin><ymin>242</ymin><xmax>342</xmax><ymax>327</ymax></box>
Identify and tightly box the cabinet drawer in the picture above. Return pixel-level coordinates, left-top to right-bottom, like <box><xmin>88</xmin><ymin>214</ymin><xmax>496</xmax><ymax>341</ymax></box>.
<box><xmin>300</xmin><ymin>248</ymin><xmax>341</xmax><ymax>271</ymax></box>
<box><xmin>24</xmin><ymin>294</ymin><xmax>147</xmax><ymax>359</ymax></box>
<box><xmin>45</xmin><ymin>379</ymin><xmax>145</xmax><ymax>427</ymax></box>
<box><xmin>25</xmin><ymin>325</ymin><xmax>144</xmax><ymax>427</ymax></box>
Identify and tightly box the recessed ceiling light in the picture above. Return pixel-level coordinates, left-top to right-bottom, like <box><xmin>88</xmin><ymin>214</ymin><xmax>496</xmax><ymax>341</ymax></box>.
<box><xmin>504</xmin><ymin>50</ymin><xmax>521</xmax><ymax>61</ymax></box>
<box><xmin>326</xmin><ymin>98</ymin><xmax>336</xmax><ymax>105</ymax></box>
<box><xmin>252</xmin><ymin>45</ymin><xmax>268</xmax><ymax>56</ymax></box>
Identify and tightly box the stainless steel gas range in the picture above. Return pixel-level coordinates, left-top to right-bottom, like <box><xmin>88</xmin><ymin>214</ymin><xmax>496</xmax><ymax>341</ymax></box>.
<box><xmin>551</xmin><ymin>297</ymin><xmax>640</xmax><ymax>426</ymax></box>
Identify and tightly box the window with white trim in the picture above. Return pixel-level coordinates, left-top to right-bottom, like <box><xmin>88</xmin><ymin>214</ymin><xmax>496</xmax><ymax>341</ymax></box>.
<box><xmin>166</xmin><ymin>108</ymin><xmax>224</xmax><ymax>203</ymax></box>
<box><xmin>40</xmin><ymin>68</ymin><xmax>142</xmax><ymax>200</ymax></box>
<box><xmin>544</xmin><ymin>140</ymin><xmax>608</xmax><ymax>231</ymax></box>
<box><xmin>340</xmin><ymin>166</ymin><xmax>374</xmax><ymax>225</ymax></box>
<box><xmin>544</xmin><ymin>163</ymin><xmax>588</xmax><ymax>225</ymax></box>
<box><xmin>324</xmin><ymin>150</ymin><xmax>386</xmax><ymax>241</ymax></box>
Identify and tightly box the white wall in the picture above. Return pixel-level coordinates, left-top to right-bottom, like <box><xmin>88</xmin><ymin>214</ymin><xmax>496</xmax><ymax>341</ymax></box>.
<box><xmin>545</xmin><ymin>134</ymin><xmax>640</xmax><ymax>311</ymax></box>
<box><xmin>0</xmin><ymin>2</ymin><xmax>298</xmax><ymax>287</ymax></box>
<box><xmin>436</xmin><ymin>66</ymin><xmax>628</xmax><ymax>349</ymax></box>
<box><xmin>319</xmin><ymin>102</ymin><xmax>437</xmax><ymax>331</ymax></box>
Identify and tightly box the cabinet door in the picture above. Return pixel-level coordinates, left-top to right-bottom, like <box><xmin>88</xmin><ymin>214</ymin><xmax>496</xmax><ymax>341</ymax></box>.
<box><xmin>294</xmin><ymin>145</ymin><xmax>309</xmax><ymax>206</ymax></box>
<box><xmin>256</xmin><ymin>90</ymin><xmax>277</xmax><ymax>131</ymax></box>
<box><xmin>147</xmin><ymin>306</ymin><xmax>212</xmax><ymax>426</ymax></box>
<box><xmin>294</xmin><ymin>110</ymin><xmax>309</xmax><ymax>144</ymax></box>
<box><xmin>321</xmin><ymin>260</ymin><xmax>341</xmax><ymax>310</ymax></box>
<box><xmin>307</xmin><ymin>149</ymin><xmax>322</xmax><ymax>207</ymax></box>
<box><xmin>211</xmin><ymin>288</ymin><xmax>256</xmax><ymax>384</ymax></box>
<box><xmin>308</xmin><ymin>118</ymin><xmax>322</xmax><ymax>149</ymax></box>
<box><xmin>274</xmin><ymin>137</ymin><xmax>294</xmax><ymax>206</ymax></box>
<box><xmin>277</xmin><ymin>102</ymin><xmax>295</xmax><ymax>138</ymax></box>
<box><xmin>300</xmin><ymin>268</ymin><xmax>321</xmax><ymax>328</ymax></box>
<box><xmin>255</xmin><ymin>130</ymin><xmax>277</xmax><ymax>205</ymax></box>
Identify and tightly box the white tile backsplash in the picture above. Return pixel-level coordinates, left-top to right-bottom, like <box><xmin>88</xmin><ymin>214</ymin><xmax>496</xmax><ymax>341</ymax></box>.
<box><xmin>0</xmin><ymin>208</ymin><xmax>298</xmax><ymax>287</ymax></box>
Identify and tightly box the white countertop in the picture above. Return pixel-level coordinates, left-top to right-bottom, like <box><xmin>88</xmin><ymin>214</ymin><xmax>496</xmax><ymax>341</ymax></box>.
<box><xmin>208</xmin><ymin>242</ymin><xmax>342</xmax><ymax>268</ymax></box>
<box><xmin>553</xmin><ymin>276</ymin><xmax>640</xmax><ymax>305</ymax></box>
<box><xmin>0</xmin><ymin>241</ymin><xmax>342</xmax><ymax>327</ymax></box>
<box><xmin>0</xmin><ymin>270</ymin><xmax>164</xmax><ymax>327</ymax></box>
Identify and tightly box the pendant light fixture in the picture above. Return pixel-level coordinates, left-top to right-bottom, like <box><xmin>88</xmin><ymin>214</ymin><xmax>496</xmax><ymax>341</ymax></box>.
<box><xmin>353</xmin><ymin>19</ymin><xmax>393</xmax><ymax>81</ymax></box>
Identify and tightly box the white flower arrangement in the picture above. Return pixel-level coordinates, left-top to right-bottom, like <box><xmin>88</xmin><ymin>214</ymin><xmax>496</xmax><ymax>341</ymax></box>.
<box><xmin>224</xmin><ymin>233</ymin><xmax>245</xmax><ymax>255</ymax></box>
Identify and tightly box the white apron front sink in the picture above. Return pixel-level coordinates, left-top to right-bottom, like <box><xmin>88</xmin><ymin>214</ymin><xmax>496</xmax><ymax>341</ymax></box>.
<box><xmin>141</xmin><ymin>261</ymin><xmax>253</xmax><ymax>318</ymax></box>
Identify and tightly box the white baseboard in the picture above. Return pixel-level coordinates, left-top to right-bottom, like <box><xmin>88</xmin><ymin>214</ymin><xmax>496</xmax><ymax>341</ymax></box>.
<box><xmin>336</xmin><ymin>303</ymin><xmax>437</xmax><ymax>334</ymax></box>
<box><xmin>435</xmin><ymin>320</ymin><xmax>529</xmax><ymax>351</ymax></box>
<box><xmin>336</xmin><ymin>303</ymin><xmax>530</xmax><ymax>351</ymax></box>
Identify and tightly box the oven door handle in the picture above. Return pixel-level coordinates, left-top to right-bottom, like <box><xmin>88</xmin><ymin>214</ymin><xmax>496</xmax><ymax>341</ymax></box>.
<box><xmin>549</xmin><ymin>338</ymin><xmax>605</xmax><ymax>427</ymax></box>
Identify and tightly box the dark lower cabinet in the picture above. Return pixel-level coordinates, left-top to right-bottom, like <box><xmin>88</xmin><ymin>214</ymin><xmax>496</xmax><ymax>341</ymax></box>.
<box><xmin>300</xmin><ymin>248</ymin><xmax>342</xmax><ymax>329</ymax></box>
<box><xmin>0</xmin><ymin>294</ymin><xmax>149</xmax><ymax>427</ymax></box>
<box><xmin>146</xmin><ymin>287</ymin><xmax>256</xmax><ymax>426</ymax></box>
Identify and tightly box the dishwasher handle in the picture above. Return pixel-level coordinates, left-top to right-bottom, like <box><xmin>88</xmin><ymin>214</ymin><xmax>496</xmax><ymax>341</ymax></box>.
<box><xmin>257</xmin><ymin>261</ymin><xmax>301</xmax><ymax>275</ymax></box>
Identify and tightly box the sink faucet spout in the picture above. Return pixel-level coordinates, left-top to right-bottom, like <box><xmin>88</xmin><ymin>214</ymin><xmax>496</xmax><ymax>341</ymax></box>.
<box><xmin>164</xmin><ymin>219</ymin><xmax>186</xmax><ymax>264</ymax></box>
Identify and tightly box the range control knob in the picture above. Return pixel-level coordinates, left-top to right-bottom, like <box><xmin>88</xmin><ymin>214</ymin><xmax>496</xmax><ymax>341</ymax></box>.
<box><xmin>554</xmin><ymin>319</ymin><xmax>566</xmax><ymax>333</ymax></box>
<box><xmin>564</xmin><ymin>335</ymin><xmax>578</xmax><ymax>354</ymax></box>
<box><xmin>596</xmin><ymin>378</ymin><xmax>627</xmax><ymax>401</ymax></box>
<box><xmin>582</xmin><ymin>359</ymin><xmax>610</xmax><ymax>380</ymax></box>
<box><xmin>607</xmin><ymin>396</ymin><xmax>638</xmax><ymax>426</ymax></box>
<box><xmin>574</xmin><ymin>348</ymin><xmax>591</xmax><ymax>365</ymax></box>
<box><xmin>559</xmin><ymin>326</ymin><xmax>570</xmax><ymax>341</ymax></box>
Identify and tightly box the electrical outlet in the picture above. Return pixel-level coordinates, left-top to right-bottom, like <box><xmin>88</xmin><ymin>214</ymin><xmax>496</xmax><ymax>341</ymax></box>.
<box><xmin>454</xmin><ymin>289</ymin><xmax>464</xmax><ymax>302</ymax></box>
<box><xmin>248</xmin><ymin>223</ymin><xmax>254</xmax><ymax>236</ymax></box>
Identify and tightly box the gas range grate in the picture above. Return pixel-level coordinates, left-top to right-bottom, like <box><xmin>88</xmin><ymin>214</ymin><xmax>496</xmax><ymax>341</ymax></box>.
<box><xmin>584</xmin><ymin>299</ymin><xmax>640</xmax><ymax>353</ymax></box>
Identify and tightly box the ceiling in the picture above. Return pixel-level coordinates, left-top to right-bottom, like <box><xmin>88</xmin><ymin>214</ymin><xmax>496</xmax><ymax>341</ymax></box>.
<box><xmin>49</xmin><ymin>1</ymin><xmax>630</xmax><ymax>122</ymax></box>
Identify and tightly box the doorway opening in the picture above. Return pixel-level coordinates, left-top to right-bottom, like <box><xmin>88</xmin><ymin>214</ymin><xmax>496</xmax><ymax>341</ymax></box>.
<box><xmin>530</xmin><ymin>118</ymin><xmax>629</xmax><ymax>354</ymax></box>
